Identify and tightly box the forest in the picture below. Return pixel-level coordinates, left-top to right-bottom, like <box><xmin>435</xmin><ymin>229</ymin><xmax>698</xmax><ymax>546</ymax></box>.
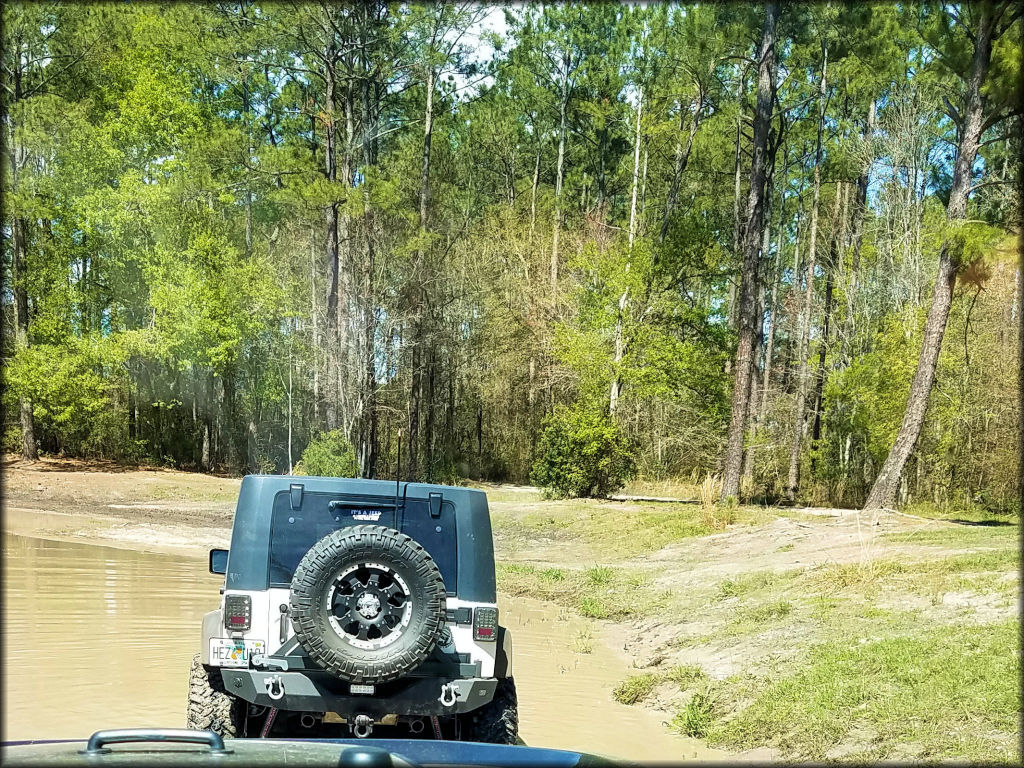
<box><xmin>2</xmin><ymin>2</ymin><xmax>1020</xmax><ymax>513</ymax></box>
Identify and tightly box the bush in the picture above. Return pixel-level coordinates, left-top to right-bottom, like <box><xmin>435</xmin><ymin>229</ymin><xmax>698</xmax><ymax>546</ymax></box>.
<box><xmin>294</xmin><ymin>430</ymin><xmax>359</xmax><ymax>477</ymax></box>
<box><xmin>529</xmin><ymin>406</ymin><xmax>635</xmax><ymax>498</ymax></box>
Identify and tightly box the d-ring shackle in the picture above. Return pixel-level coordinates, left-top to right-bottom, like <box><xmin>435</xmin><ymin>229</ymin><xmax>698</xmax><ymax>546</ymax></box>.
<box><xmin>438</xmin><ymin>682</ymin><xmax>457</xmax><ymax>707</ymax></box>
<box><xmin>265</xmin><ymin>675</ymin><xmax>284</xmax><ymax>701</ymax></box>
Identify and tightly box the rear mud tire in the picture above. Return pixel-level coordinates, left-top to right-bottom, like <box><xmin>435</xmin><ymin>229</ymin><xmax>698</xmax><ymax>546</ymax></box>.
<box><xmin>186</xmin><ymin>653</ymin><xmax>244</xmax><ymax>737</ymax></box>
<box><xmin>460</xmin><ymin>677</ymin><xmax>518</xmax><ymax>744</ymax></box>
<box><xmin>289</xmin><ymin>525</ymin><xmax>446</xmax><ymax>684</ymax></box>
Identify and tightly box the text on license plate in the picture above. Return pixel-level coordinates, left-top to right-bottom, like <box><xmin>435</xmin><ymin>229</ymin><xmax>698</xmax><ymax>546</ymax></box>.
<box><xmin>210</xmin><ymin>639</ymin><xmax>265</xmax><ymax>667</ymax></box>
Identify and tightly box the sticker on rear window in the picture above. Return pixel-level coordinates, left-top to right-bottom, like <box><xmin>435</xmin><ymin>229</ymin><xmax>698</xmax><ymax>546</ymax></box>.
<box><xmin>352</xmin><ymin>510</ymin><xmax>382</xmax><ymax>521</ymax></box>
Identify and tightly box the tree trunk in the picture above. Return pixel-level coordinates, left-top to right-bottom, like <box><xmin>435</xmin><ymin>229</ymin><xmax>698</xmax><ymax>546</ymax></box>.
<box><xmin>530</xmin><ymin>146</ymin><xmax>540</xmax><ymax>239</ymax></box>
<box><xmin>627</xmin><ymin>90</ymin><xmax>643</xmax><ymax>251</ymax></box>
<box><xmin>611</xmin><ymin>91</ymin><xmax>644</xmax><ymax>415</ymax></box>
<box><xmin>786</xmin><ymin>41</ymin><xmax>827</xmax><ymax>503</ymax></box>
<box><xmin>551</xmin><ymin>57</ymin><xmax>569</xmax><ymax>293</ymax></box>
<box><xmin>811</xmin><ymin>185</ymin><xmax>847</xmax><ymax>474</ymax></box>
<box><xmin>842</xmin><ymin>98</ymin><xmax>876</xmax><ymax>363</ymax></box>
<box><xmin>727</xmin><ymin>86</ymin><xmax>745</xmax><ymax>332</ymax></box>
<box><xmin>322</xmin><ymin>45</ymin><xmax>341</xmax><ymax>430</ymax></box>
<box><xmin>743</xmin><ymin>179</ymin><xmax>778</xmax><ymax>483</ymax></box>
<box><xmin>864</xmin><ymin>4</ymin><xmax>995</xmax><ymax>511</ymax></box>
<box><xmin>12</xmin><ymin>215</ymin><xmax>38</xmax><ymax>460</ymax></box>
<box><xmin>660</xmin><ymin>92</ymin><xmax>701</xmax><ymax>243</ymax></box>
<box><xmin>8</xmin><ymin>59</ymin><xmax>38</xmax><ymax>461</ymax></box>
<box><xmin>721</xmin><ymin>2</ymin><xmax>779</xmax><ymax>500</ymax></box>
<box><xmin>408</xmin><ymin>64</ymin><xmax>436</xmax><ymax>481</ymax></box>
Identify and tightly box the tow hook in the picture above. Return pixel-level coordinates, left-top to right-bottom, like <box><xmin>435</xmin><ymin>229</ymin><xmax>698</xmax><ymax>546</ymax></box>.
<box><xmin>264</xmin><ymin>675</ymin><xmax>284</xmax><ymax>701</ymax></box>
<box><xmin>352</xmin><ymin>714</ymin><xmax>373</xmax><ymax>739</ymax></box>
<box><xmin>438</xmin><ymin>682</ymin><xmax>457</xmax><ymax>707</ymax></box>
<box><xmin>252</xmin><ymin>654</ymin><xmax>289</xmax><ymax>672</ymax></box>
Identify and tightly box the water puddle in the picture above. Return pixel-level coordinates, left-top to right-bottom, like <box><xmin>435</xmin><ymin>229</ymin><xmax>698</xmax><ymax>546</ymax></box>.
<box><xmin>1</xmin><ymin>533</ymin><xmax>213</xmax><ymax>740</ymax></box>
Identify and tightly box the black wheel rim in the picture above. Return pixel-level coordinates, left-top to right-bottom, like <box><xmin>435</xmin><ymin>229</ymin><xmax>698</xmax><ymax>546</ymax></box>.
<box><xmin>328</xmin><ymin>563</ymin><xmax>412</xmax><ymax>649</ymax></box>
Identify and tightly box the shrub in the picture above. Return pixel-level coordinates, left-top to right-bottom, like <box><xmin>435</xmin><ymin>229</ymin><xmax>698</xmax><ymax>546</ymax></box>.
<box><xmin>294</xmin><ymin>430</ymin><xmax>359</xmax><ymax>477</ymax></box>
<box><xmin>529</xmin><ymin>406</ymin><xmax>635</xmax><ymax>498</ymax></box>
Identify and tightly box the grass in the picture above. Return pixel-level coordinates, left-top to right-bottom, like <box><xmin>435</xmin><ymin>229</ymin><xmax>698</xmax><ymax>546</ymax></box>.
<box><xmin>619</xmin><ymin>477</ymin><xmax>702</xmax><ymax>499</ymax></box>
<box><xmin>672</xmin><ymin>689</ymin><xmax>717</xmax><ymax>739</ymax></box>
<box><xmin>612</xmin><ymin>673</ymin><xmax>661</xmax><ymax>705</ymax></box>
<box><xmin>141</xmin><ymin>482</ymin><xmax>240</xmax><ymax>503</ymax></box>
<box><xmin>666</xmin><ymin>542</ymin><xmax>1019</xmax><ymax>760</ymax></box>
<box><xmin>490</xmin><ymin>497</ymin><xmax>814</xmax><ymax>561</ymax></box>
<box><xmin>882</xmin><ymin>522</ymin><xmax>1019</xmax><ymax>548</ymax></box>
<box><xmin>717</xmin><ymin>570</ymin><xmax>791</xmax><ymax>599</ymax></box>
<box><xmin>811</xmin><ymin>548</ymin><xmax>1020</xmax><ymax>598</ymax></box>
<box><xmin>614</xmin><ymin>664</ymin><xmax>710</xmax><ymax>707</ymax></box>
<box><xmin>664</xmin><ymin>664</ymin><xmax>707</xmax><ymax>687</ymax></box>
<box><xmin>743</xmin><ymin>599</ymin><xmax>792</xmax><ymax>622</ymax></box>
<box><xmin>703</xmin><ymin>619</ymin><xmax>1020</xmax><ymax>762</ymax></box>
<box><xmin>468</xmin><ymin>483</ymin><xmax>545</xmax><ymax>503</ymax></box>
<box><xmin>496</xmin><ymin>562</ymin><xmax>670</xmax><ymax>620</ymax></box>
<box><xmin>903</xmin><ymin>500</ymin><xmax>1019</xmax><ymax>525</ymax></box>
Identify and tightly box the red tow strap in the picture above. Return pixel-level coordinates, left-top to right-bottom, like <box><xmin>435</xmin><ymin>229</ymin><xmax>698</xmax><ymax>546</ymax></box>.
<box><xmin>260</xmin><ymin>708</ymin><xmax>278</xmax><ymax>738</ymax></box>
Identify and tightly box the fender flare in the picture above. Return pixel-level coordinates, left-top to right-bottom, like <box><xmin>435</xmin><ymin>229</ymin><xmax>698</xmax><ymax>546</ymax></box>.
<box><xmin>200</xmin><ymin>609</ymin><xmax>222</xmax><ymax>665</ymax></box>
<box><xmin>494</xmin><ymin>626</ymin><xmax>513</xmax><ymax>678</ymax></box>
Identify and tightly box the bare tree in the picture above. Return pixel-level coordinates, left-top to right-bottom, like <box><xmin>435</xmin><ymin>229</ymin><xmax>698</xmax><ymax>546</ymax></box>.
<box><xmin>722</xmin><ymin>2</ymin><xmax>779</xmax><ymax>500</ymax></box>
<box><xmin>786</xmin><ymin>40</ymin><xmax>828</xmax><ymax>503</ymax></box>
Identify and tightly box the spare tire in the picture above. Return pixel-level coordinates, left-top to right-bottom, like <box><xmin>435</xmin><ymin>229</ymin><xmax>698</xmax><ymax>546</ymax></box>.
<box><xmin>288</xmin><ymin>524</ymin><xmax>446</xmax><ymax>684</ymax></box>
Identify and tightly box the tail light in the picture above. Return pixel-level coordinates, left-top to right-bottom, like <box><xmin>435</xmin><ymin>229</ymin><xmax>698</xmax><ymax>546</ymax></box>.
<box><xmin>473</xmin><ymin>607</ymin><xmax>498</xmax><ymax>641</ymax></box>
<box><xmin>224</xmin><ymin>594</ymin><xmax>251</xmax><ymax>631</ymax></box>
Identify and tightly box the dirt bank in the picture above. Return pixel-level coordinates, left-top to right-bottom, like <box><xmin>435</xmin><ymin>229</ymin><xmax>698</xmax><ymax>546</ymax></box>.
<box><xmin>3</xmin><ymin>456</ymin><xmax>238</xmax><ymax>555</ymax></box>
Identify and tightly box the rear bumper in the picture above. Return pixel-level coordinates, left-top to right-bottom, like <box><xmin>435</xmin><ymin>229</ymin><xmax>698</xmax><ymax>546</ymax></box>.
<box><xmin>219</xmin><ymin>669</ymin><xmax>497</xmax><ymax>717</ymax></box>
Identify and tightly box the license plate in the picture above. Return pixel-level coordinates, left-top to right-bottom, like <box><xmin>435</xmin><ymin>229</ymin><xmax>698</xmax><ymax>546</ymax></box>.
<box><xmin>210</xmin><ymin>638</ymin><xmax>265</xmax><ymax>668</ymax></box>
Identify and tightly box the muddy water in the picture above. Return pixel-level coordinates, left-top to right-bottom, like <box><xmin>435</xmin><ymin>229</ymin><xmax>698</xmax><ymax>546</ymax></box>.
<box><xmin>2</xmin><ymin>533</ymin><xmax>213</xmax><ymax>741</ymax></box>
<box><xmin>2</xmin><ymin>533</ymin><xmax>717</xmax><ymax>760</ymax></box>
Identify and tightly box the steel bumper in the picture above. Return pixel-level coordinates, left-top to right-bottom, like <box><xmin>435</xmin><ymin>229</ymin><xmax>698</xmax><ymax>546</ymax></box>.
<box><xmin>219</xmin><ymin>669</ymin><xmax>497</xmax><ymax>717</ymax></box>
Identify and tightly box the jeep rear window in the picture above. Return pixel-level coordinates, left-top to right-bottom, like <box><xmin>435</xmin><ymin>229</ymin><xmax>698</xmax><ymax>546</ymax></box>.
<box><xmin>267</xmin><ymin>492</ymin><xmax>457</xmax><ymax>590</ymax></box>
<box><xmin>269</xmin><ymin>499</ymin><xmax>397</xmax><ymax>585</ymax></box>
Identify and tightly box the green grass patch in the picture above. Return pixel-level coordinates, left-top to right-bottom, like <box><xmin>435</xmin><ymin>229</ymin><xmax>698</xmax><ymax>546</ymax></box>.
<box><xmin>882</xmin><ymin>523</ymin><xmax>1019</xmax><ymax>548</ymax></box>
<box><xmin>717</xmin><ymin>570</ymin><xmax>789</xmax><ymax>599</ymax></box>
<box><xmin>811</xmin><ymin>548</ymin><xmax>1019</xmax><ymax>598</ymax></box>
<box><xmin>614</xmin><ymin>664</ymin><xmax>709</xmax><ymax>710</ymax></box>
<box><xmin>671</xmin><ymin>689</ymin><xmax>717</xmax><ymax>739</ymax></box>
<box><xmin>612</xmin><ymin>673</ymin><xmax>660</xmax><ymax>705</ymax></box>
<box><xmin>490</xmin><ymin>499</ymin><xmax>810</xmax><ymax>561</ymax></box>
<box><xmin>743</xmin><ymin>599</ymin><xmax>792</xmax><ymax>622</ymax></box>
<box><xmin>664</xmin><ymin>664</ymin><xmax>707</xmax><ymax>688</ymax></box>
<box><xmin>703</xmin><ymin>619</ymin><xmax>1020</xmax><ymax>761</ymax></box>
<box><xmin>903</xmin><ymin>500</ymin><xmax>1018</xmax><ymax>525</ymax></box>
<box><xmin>492</xmin><ymin>497</ymin><xmax>822</xmax><ymax>561</ymax></box>
<box><xmin>496</xmin><ymin>562</ymin><xmax>669</xmax><ymax>620</ymax></box>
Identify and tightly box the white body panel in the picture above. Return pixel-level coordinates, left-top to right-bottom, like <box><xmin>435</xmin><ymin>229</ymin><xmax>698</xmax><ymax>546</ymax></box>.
<box><xmin>207</xmin><ymin>590</ymin><xmax>501</xmax><ymax>679</ymax></box>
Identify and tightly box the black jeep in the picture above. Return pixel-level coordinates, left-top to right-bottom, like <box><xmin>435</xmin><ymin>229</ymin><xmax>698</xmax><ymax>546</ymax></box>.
<box><xmin>187</xmin><ymin>475</ymin><xmax>516</xmax><ymax>743</ymax></box>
